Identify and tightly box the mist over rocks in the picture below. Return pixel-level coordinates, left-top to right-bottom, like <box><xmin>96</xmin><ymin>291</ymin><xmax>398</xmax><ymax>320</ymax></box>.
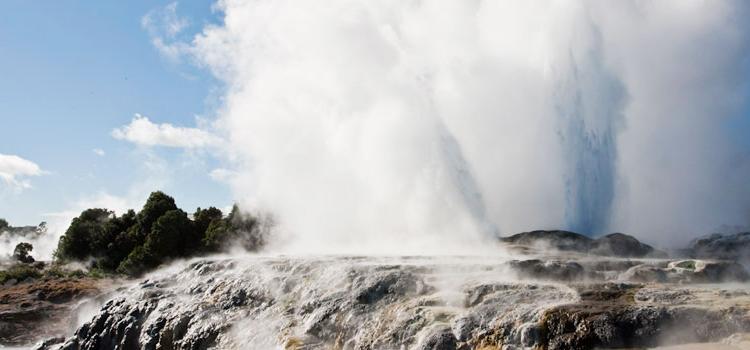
<box><xmin>33</xmin><ymin>256</ymin><xmax>750</xmax><ymax>350</ymax></box>
<box><xmin>499</xmin><ymin>230</ymin><xmax>667</xmax><ymax>258</ymax></box>
<box><xmin>684</xmin><ymin>232</ymin><xmax>750</xmax><ymax>262</ymax></box>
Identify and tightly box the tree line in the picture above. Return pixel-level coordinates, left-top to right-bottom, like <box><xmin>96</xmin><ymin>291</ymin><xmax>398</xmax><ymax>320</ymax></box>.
<box><xmin>53</xmin><ymin>191</ymin><xmax>266</xmax><ymax>276</ymax></box>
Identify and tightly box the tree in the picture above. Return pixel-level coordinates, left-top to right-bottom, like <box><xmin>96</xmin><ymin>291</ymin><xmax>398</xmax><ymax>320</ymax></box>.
<box><xmin>194</xmin><ymin>207</ymin><xmax>223</xmax><ymax>235</ymax></box>
<box><xmin>116</xmin><ymin>245</ymin><xmax>155</xmax><ymax>276</ymax></box>
<box><xmin>0</xmin><ymin>218</ymin><xmax>8</xmax><ymax>232</ymax></box>
<box><xmin>203</xmin><ymin>205</ymin><xmax>264</xmax><ymax>252</ymax></box>
<box><xmin>13</xmin><ymin>242</ymin><xmax>34</xmax><ymax>263</ymax></box>
<box><xmin>97</xmin><ymin>210</ymin><xmax>138</xmax><ymax>271</ymax></box>
<box><xmin>52</xmin><ymin>190</ymin><xmax>269</xmax><ymax>277</ymax></box>
<box><xmin>135</xmin><ymin>191</ymin><xmax>177</xmax><ymax>239</ymax></box>
<box><xmin>55</xmin><ymin>208</ymin><xmax>112</xmax><ymax>261</ymax></box>
<box><xmin>144</xmin><ymin>209</ymin><xmax>194</xmax><ymax>258</ymax></box>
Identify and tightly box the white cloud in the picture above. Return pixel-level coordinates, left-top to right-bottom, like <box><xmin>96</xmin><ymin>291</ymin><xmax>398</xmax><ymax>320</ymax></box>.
<box><xmin>112</xmin><ymin>114</ymin><xmax>220</xmax><ymax>149</ymax></box>
<box><xmin>209</xmin><ymin>168</ymin><xmax>238</xmax><ymax>183</ymax></box>
<box><xmin>0</xmin><ymin>153</ymin><xmax>43</xmax><ymax>191</ymax></box>
<box><xmin>142</xmin><ymin>2</ymin><xmax>191</xmax><ymax>62</ymax></box>
<box><xmin>92</xmin><ymin>148</ymin><xmax>105</xmax><ymax>156</ymax></box>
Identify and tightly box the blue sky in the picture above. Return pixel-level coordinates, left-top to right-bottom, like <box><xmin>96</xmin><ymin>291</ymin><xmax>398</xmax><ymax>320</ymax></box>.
<box><xmin>0</xmin><ymin>1</ymin><xmax>231</xmax><ymax>225</ymax></box>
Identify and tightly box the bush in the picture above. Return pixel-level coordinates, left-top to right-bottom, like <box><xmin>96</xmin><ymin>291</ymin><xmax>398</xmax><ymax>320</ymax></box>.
<box><xmin>55</xmin><ymin>208</ymin><xmax>112</xmax><ymax>261</ymax></box>
<box><xmin>54</xmin><ymin>191</ymin><xmax>267</xmax><ymax>277</ymax></box>
<box><xmin>116</xmin><ymin>245</ymin><xmax>156</xmax><ymax>276</ymax></box>
<box><xmin>203</xmin><ymin>205</ymin><xmax>265</xmax><ymax>252</ymax></box>
<box><xmin>13</xmin><ymin>242</ymin><xmax>34</xmax><ymax>263</ymax></box>
<box><xmin>136</xmin><ymin>191</ymin><xmax>177</xmax><ymax>238</ymax></box>
<box><xmin>0</xmin><ymin>264</ymin><xmax>41</xmax><ymax>284</ymax></box>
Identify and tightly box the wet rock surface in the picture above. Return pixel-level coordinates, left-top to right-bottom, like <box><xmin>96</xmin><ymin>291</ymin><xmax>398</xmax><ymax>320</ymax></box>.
<box><xmin>0</xmin><ymin>277</ymin><xmax>112</xmax><ymax>346</ymax></box>
<box><xmin>31</xmin><ymin>255</ymin><xmax>750</xmax><ymax>350</ymax></box>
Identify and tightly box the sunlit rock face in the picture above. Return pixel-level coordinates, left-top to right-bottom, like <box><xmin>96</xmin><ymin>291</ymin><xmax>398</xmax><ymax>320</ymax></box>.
<box><xmin>38</xmin><ymin>252</ymin><xmax>750</xmax><ymax>350</ymax></box>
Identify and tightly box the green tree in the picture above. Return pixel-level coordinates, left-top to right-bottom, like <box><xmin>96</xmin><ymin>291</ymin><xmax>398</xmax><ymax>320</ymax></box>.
<box><xmin>194</xmin><ymin>207</ymin><xmax>223</xmax><ymax>235</ymax></box>
<box><xmin>203</xmin><ymin>205</ymin><xmax>263</xmax><ymax>252</ymax></box>
<box><xmin>13</xmin><ymin>242</ymin><xmax>34</xmax><ymax>263</ymax></box>
<box><xmin>116</xmin><ymin>245</ymin><xmax>155</xmax><ymax>276</ymax></box>
<box><xmin>55</xmin><ymin>208</ymin><xmax>112</xmax><ymax>261</ymax></box>
<box><xmin>135</xmin><ymin>191</ymin><xmax>177</xmax><ymax>239</ymax></box>
<box><xmin>145</xmin><ymin>209</ymin><xmax>194</xmax><ymax>258</ymax></box>
<box><xmin>0</xmin><ymin>218</ymin><xmax>9</xmax><ymax>232</ymax></box>
<box><xmin>97</xmin><ymin>210</ymin><xmax>138</xmax><ymax>270</ymax></box>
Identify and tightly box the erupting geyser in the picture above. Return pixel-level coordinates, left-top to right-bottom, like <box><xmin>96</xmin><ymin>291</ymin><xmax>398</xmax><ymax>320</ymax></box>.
<box><xmin>184</xmin><ymin>0</ymin><xmax>750</xmax><ymax>251</ymax></box>
<box><xmin>5</xmin><ymin>1</ymin><xmax>750</xmax><ymax>350</ymax></box>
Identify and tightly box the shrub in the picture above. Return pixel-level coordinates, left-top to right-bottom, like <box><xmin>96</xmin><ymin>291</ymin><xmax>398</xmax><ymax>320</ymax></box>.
<box><xmin>116</xmin><ymin>245</ymin><xmax>156</xmax><ymax>276</ymax></box>
<box><xmin>13</xmin><ymin>242</ymin><xmax>35</xmax><ymax>263</ymax></box>
<box><xmin>0</xmin><ymin>264</ymin><xmax>41</xmax><ymax>284</ymax></box>
<box><xmin>135</xmin><ymin>191</ymin><xmax>177</xmax><ymax>238</ymax></box>
<box><xmin>55</xmin><ymin>208</ymin><xmax>112</xmax><ymax>261</ymax></box>
<box><xmin>53</xmin><ymin>191</ymin><xmax>267</xmax><ymax>277</ymax></box>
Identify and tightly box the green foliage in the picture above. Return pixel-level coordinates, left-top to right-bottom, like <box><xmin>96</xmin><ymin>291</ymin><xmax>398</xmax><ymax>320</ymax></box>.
<box><xmin>97</xmin><ymin>210</ymin><xmax>138</xmax><ymax>271</ymax></box>
<box><xmin>0</xmin><ymin>218</ymin><xmax>8</xmax><ymax>231</ymax></box>
<box><xmin>136</xmin><ymin>191</ymin><xmax>178</xmax><ymax>237</ymax></box>
<box><xmin>13</xmin><ymin>242</ymin><xmax>34</xmax><ymax>263</ymax></box>
<box><xmin>203</xmin><ymin>205</ymin><xmax>264</xmax><ymax>252</ymax></box>
<box><xmin>0</xmin><ymin>264</ymin><xmax>41</xmax><ymax>284</ymax></box>
<box><xmin>194</xmin><ymin>207</ymin><xmax>223</xmax><ymax>237</ymax></box>
<box><xmin>55</xmin><ymin>208</ymin><xmax>112</xmax><ymax>261</ymax></box>
<box><xmin>53</xmin><ymin>191</ymin><xmax>267</xmax><ymax>277</ymax></box>
<box><xmin>116</xmin><ymin>245</ymin><xmax>156</xmax><ymax>276</ymax></box>
<box><xmin>202</xmin><ymin>218</ymin><xmax>232</xmax><ymax>251</ymax></box>
<box><xmin>144</xmin><ymin>209</ymin><xmax>195</xmax><ymax>257</ymax></box>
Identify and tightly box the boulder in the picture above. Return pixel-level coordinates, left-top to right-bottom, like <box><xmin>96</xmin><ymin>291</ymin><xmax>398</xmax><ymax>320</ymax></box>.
<box><xmin>500</xmin><ymin>230</ymin><xmax>593</xmax><ymax>252</ymax></box>
<box><xmin>592</xmin><ymin>233</ymin><xmax>667</xmax><ymax>258</ymax></box>
<box><xmin>619</xmin><ymin>265</ymin><xmax>667</xmax><ymax>283</ymax></box>
<box><xmin>500</xmin><ymin>231</ymin><xmax>664</xmax><ymax>258</ymax></box>
<box><xmin>686</xmin><ymin>232</ymin><xmax>750</xmax><ymax>262</ymax></box>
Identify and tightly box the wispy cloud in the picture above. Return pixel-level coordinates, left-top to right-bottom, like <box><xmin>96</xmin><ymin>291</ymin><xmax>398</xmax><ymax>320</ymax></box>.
<box><xmin>0</xmin><ymin>153</ymin><xmax>43</xmax><ymax>191</ymax></box>
<box><xmin>92</xmin><ymin>148</ymin><xmax>105</xmax><ymax>157</ymax></box>
<box><xmin>209</xmin><ymin>168</ymin><xmax>238</xmax><ymax>183</ymax></box>
<box><xmin>142</xmin><ymin>2</ymin><xmax>191</xmax><ymax>62</ymax></box>
<box><xmin>112</xmin><ymin>114</ymin><xmax>220</xmax><ymax>149</ymax></box>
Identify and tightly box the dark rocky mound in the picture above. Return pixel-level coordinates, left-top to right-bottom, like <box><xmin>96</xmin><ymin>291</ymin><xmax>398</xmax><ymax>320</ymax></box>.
<box><xmin>500</xmin><ymin>230</ymin><xmax>592</xmax><ymax>252</ymax></box>
<box><xmin>500</xmin><ymin>230</ymin><xmax>665</xmax><ymax>258</ymax></box>
<box><xmin>686</xmin><ymin>232</ymin><xmax>750</xmax><ymax>261</ymax></box>
<box><xmin>591</xmin><ymin>233</ymin><xmax>667</xmax><ymax>258</ymax></box>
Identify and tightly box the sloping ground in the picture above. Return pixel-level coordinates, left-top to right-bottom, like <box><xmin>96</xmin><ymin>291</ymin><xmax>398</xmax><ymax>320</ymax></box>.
<box><xmin>33</xmin><ymin>255</ymin><xmax>750</xmax><ymax>350</ymax></box>
<box><xmin>0</xmin><ymin>277</ymin><xmax>115</xmax><ymax>346</ymax></box>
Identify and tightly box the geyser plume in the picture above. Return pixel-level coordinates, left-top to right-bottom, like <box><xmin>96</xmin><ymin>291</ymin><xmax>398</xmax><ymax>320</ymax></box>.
<box><xmin>183</xmin><ymin>0</ymin><xmax>750</xmax><ymax>251</ymax></box>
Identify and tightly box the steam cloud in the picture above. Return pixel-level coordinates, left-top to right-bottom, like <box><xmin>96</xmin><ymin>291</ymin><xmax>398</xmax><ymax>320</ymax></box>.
<box><xmin>173</xmin><ymin>0</ymin><xmax>750</xmax><ymax>250</ymax></box>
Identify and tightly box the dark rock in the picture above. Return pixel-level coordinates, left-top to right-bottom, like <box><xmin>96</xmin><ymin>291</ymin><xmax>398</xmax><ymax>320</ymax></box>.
<box><xmin>592</xmin><ymin>233</ymin><xmax>667</xmax><ymax>258</ymax></box>
<box><xmin>501</xmin><ymin>230</ymin><xmax>593</xmax><ymax>252</ymax></box>
<box><xmin>417</xmin><ymin>326</ymin><xmax>457</xmax><ymax>350</ymax></box>
<box><xmin>686</xmin><ymin>232</ymin><xmax>750</xmax><ymax>262</ymax></box>
<box><xmin>620</xmin><ymin>264</ymin><xmax>668</xmax><ymax>283</ymax></box>
<box><xmin>508</xmin><ymin>259</ymin><xmax>585</xmax><ymax>281</ymax></box>
<box><xmin>500</xmin><ymin>230</ymin><xmax>664</xmax><ymax>258</ymax></box>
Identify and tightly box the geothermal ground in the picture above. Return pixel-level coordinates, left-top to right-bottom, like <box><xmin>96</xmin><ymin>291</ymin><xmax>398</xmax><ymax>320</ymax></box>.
<box><xmin>6</xmin><ymin>232</ymin><xmax>750</xmax><ymax>350</ymax></box>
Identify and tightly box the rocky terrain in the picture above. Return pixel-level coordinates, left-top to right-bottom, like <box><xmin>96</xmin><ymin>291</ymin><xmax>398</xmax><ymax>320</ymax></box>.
<box><xmin>3</xmin><ymin>231</ymin><xmax>749</xmax><ymax>350</ymax></box>
<box><xmin>0</xmin><ymin>276</ymin><xmax>118</xmax><ymax>346</ymax></box>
